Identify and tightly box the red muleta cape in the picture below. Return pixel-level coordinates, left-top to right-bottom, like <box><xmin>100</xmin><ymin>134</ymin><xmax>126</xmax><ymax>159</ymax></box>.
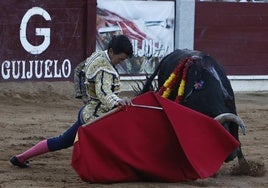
<box><xmin>71</xmin><ymin>92</ymin><xmax>239</xmax><ymax>183</ymax></box>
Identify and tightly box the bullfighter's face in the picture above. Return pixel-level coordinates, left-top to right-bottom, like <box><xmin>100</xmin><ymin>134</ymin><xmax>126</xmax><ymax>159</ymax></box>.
<box><xmin>108</xmin><ymin>49</ymin><xmax>128</xmax><ymax>66</ymax></box>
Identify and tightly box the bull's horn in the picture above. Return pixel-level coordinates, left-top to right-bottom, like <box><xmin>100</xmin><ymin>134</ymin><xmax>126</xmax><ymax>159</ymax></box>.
<box><xmin>214</xmin><ymin>113</ymin><xmax>246</xmax><ymax>135</ymax></box>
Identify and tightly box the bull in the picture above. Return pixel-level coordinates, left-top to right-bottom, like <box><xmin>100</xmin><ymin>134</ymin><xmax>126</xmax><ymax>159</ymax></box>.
<box><xmin>138</xmin><ymin>49</ymin><xmax>250</xmax><ymax>170</ymax></box>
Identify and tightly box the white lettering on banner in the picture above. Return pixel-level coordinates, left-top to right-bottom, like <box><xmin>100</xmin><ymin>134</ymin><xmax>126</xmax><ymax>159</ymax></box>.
<box><xmin>20</xmin><ymin>7</ymin><xmax>51</xmax><ymax>55</ymax></box>
<box><xmin>1</xmin><ymin>59</ymin><xmax>71</xmax><ymax>80</ymax></box>
<box><xmin>62</xmin><ymin>59</ymin><xmax>72</xmax><ymax>78</ymax></box>
<box><xmin>131</xmin><ymin>39</ymin><xmax>171</xmax><ymax>58</ymax></box>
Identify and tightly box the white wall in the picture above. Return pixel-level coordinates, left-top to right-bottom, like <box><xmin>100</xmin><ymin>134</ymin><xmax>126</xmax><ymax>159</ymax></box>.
<box><xmin>228</xmin><ymin>76</ymin><xmax>268</xmax><ymax>92</ymax></box>
<box><xmin>121</xmin><ymin>75</ymin><xmax>268</xmax><ymax>92</ymax></box>
<box><xmin>174</xmin><ymin>0</ymin><xmax>195</xmax><ymax>50</ymax></box>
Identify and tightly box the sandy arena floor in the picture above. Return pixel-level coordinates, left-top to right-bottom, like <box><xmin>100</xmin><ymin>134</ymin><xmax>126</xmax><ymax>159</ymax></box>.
<box><xmin>0</xmin><ymin>82</ymin><xmax>267</xmax><ymax>188</ymax></box>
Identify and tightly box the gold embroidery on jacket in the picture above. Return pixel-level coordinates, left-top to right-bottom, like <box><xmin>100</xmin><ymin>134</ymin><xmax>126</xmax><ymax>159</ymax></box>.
<box><xmin>81</xmin><ymin>51</ymin><xmax>121</xmax><ymax>124</ymax></box>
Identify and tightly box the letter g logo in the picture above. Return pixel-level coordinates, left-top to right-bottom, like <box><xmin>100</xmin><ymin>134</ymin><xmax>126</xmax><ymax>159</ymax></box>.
<box><xmin>20</xmin><ymin>7</ymin><xmax>51</xmax><ymax>55</ymax></box>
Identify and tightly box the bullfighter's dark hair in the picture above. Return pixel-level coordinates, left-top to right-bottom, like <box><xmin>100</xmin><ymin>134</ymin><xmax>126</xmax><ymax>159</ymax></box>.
<box><xmin>108</xmin><ymin>35</ymin><xmax>133</xmax><ymax>58</ymax></box>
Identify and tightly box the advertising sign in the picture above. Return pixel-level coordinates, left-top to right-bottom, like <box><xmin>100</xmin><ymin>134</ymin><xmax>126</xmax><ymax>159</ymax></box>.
<box><xmin>97</xmin><ymin>0</ymin><xmax>175</xmax><ymax>75</ymax></box>
<box><xmin>0</xmin><ymin>0</ymin><xmax>96</xmax><ymax>82</ymax></box>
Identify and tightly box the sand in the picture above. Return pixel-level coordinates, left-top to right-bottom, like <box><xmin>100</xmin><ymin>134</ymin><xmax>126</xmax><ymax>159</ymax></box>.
<box><xmin>0</xmin><ymin>81</ymin><xmax>267</xmax><ymax>188</ymax></box>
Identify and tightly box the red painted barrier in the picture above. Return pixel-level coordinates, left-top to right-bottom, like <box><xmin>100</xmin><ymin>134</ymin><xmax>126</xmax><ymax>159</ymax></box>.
<box><xmin>1</xmin><ymin>1</ymin><xmax>267</xmax><ymax>82</ymax></box>
<box><xmin>195</xmin><ymin>2</ymin><xmax>268</xmax><ymax>75</ymax></box>
<box><xmin>0</xmin><ymin>0</ymin><xmax>96</xmax><ymax>82</ymax></box>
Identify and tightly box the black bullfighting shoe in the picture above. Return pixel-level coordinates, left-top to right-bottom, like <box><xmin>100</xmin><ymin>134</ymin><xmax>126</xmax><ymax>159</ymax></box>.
<box><xmin>10</xmin><ymin>156</ymin><xmax>30</xmax><ymax>168</ymax></box>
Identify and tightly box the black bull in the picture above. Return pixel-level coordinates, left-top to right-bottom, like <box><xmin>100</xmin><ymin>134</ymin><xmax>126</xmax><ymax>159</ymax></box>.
<box><xmin>140</xmin><ymin>49</ymin><xmax>246</xmax><ymax>163</ymax></box>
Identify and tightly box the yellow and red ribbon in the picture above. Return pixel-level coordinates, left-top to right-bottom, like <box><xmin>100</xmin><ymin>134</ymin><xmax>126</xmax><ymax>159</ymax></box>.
<box><xmin>158</xmin><ymin>57</ymin><xmax>193</xmax><ymax>104</ymax></box>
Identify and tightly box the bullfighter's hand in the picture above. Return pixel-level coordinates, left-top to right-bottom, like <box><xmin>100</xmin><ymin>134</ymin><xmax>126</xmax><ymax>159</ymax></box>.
<box><xmin>117</xmin><ymin>97</ymin><xmax>132</xmax><ymax>107</ymax></box>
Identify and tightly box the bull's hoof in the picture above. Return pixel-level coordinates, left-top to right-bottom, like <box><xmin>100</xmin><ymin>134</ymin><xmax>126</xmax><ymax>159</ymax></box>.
<box><xmin>230</xmin><ymin>159</ymin><xmax>266</xmax><ymax>177</ymax></box>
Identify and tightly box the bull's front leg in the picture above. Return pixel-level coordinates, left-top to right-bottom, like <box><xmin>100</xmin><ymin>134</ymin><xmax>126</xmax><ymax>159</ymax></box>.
<box><xmin>236</xmin><ymin>145</ymin><xmax>250</xmax><ymax>169</ymax></box>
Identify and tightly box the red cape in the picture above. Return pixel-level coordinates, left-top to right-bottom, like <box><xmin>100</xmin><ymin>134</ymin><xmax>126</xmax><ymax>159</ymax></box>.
<box><xmin>72</xmin><ymin>92</ymin><xmax>239</xmax><ymax>183</ymax></box>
